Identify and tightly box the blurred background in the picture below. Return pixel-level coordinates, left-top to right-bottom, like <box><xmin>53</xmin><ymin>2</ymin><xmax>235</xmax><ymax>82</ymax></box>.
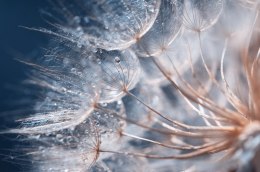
<box><xmin>0</xmin><ymin>1</ymin><xmax>48</xmax><ymax>171</ymax></box>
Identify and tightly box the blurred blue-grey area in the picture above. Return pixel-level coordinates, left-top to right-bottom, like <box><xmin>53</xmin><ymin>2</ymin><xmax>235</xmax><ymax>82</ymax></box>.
<box><xmin>0</xmin><ymin>1</ymin><xmax>48</xmax><ymax>171</ymax></box>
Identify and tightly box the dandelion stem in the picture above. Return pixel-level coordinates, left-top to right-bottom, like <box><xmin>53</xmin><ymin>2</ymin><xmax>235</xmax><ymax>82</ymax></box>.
<box><xmin>99</xmin><ymin>140</ymin><xmax>231</xmax><ymax>160</ymax></box>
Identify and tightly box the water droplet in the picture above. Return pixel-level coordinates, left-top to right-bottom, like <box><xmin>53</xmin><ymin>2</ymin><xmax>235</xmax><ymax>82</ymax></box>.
<box><xmin>114</xmin><ymin>56</ymin><xmax>121</xmax><ymax>63</ymax></box>
<box><xmin>71</xmin><ymin>68</ymin><xmax>76</xmax><ymax>73</ymax></box>
<box><xmin>77</xmin><ymin>72</ymin><xmax>83</xmax><ymax>77</ymax></box>
<box><xmin>91</xmin><ymin>83</ymin><xmax>96</xmax><ymax>88</ymax></box>
<box><xmin>73</xmin><ymin>16</ymin><xmax>81</xmax><ymax>24</ymax></box>
<box><xmin>97</xmin><ymin>59</ymin><xmax>102</xmax><ymax>65</ymax></box>
<box><xmin>56</xmin><ymin>134</ymin><xmax>63</xmax><ymax>139</ymax></box>
<box><xmin>63</xmin><ymin>58</ymin><xmax>70</xmax><ymax>66</ymax></box>
<box><xmin>35</xmin><ymin>135</ymin><xmax>40</xmax><ymax>139</ymax></box>
<box><xmin>117</xmin><ymin>100</ymin><xmax>122</xmax><ymax>105</ymax></box>
<box><xmin>92</xmin><ymin>48</ymin><xmax>98</xmax><ymax>53</ymax></box>
<box><xmin>77</xmin><ymin>42</ymin><xmax>82</xmax><ymax>48</ymax></box>
<box><xmin>83</xmin><ymin>16</ymin><xmax>90</xmax><ymax>24</ymax></box>
<box><xmin>101</xmin><ymin>103</ymin><xmax>107</xmax><ymax>107</ymax></box>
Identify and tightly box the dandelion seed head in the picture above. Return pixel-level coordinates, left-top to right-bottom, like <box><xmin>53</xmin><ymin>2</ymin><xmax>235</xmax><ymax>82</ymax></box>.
<box><xmin>133</xmin><ymin>0</ymin><xmax>184</xmax><ymax>57</ymax></box>
<box><xmin>183</xmin><ymin>0</ymin><xmax>224</xmax><ymax>31</ymax></box>
<box><xmin>97</xmin><ymin>49</ymin><xmax>141</xmax><ymax>103</ymax></box>
<box><xmin>4</xmin><ymin>0</ymin><xmax>260</xmax><ymax>171</ymax></box>
<box><xmin>45</xmin><ymin>0</ymin><xmax>161</xmax><ymax>51</ymax></box>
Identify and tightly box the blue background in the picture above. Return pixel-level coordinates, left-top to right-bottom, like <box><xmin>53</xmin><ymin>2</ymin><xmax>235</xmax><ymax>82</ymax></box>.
<box><xmin>0</xmin><ymin>1</ymin><xmax>48</xmax><ymax>171</ymax></box>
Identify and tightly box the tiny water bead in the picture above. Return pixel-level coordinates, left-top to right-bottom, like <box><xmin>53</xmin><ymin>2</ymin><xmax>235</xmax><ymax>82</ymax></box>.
<box><xmin>114</xmin><ymin>56</ymin><xmax>121</xmax><ymax>63</ymax></box>
<box><xmin>83</xmin><ymin>16</ymin><xmax>90</xmax><ymax>24</ymax></box>
<box><xmin>70</xmin><ymin>68</ymin><xmax>77</xmax><ymax>73</ymax></box>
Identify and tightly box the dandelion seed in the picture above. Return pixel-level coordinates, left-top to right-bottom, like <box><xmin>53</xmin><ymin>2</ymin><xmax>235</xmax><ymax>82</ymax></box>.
<box><xmin>134</xmin><ymin>0</ymin><xmax>184</xmax><ymax>57</ymax></box>
<box><xmin>45</xmin><ymin>0</ymin><xmax>161</xmax><ymax>51</ymax></box>
<box><xmin>97</xmin><ymin>49</ymin><xmax>141</xmax><ymax>103</ymax></box>
<box><xmin>182</xmin><ymin>0</ymin><xmax>224</xmax><ymax>32</ymax></box>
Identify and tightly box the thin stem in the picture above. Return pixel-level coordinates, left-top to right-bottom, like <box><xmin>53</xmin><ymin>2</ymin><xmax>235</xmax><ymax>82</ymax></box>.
<box><xmin>152</xmin><ymin>56</ymin><xmax>246</xmax><ymax>125</ymax></box>
<box><xmin>126</xmin><ymin>90</ymin><xmax>238</xmax><ymax>132</ymax></box>
<box><xmin>96</xmin><ymin>105</ymin><xmax>234</xmax><ymax>139</ymax></box>
<box><xmin>220</xmin><ymin>38</ymin><xmax>248</xmax><ymax>116</ymax></box>
<box><xmin>121</xmin><ymin>132</ymin><xmax>195</xmax><ymax>150</ymax></box>
<box><xmin>100</xmin><ymin>140</ymin><xmax>231</xmax><ymax>160</ymax></box>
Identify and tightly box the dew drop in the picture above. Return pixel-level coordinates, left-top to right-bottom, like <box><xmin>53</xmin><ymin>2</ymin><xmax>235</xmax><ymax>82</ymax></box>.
<box><xmin>91</xmin><ymin>83</ymin><xmax>96</xmax><ymax>88</ymax></box>
<box><xmin>36</xmin><ymin>134</ymin><xmax>41</xmax><ymax>139</ymax></box>
<box><xmin>71</xmin><ymin>68</ymin><xmax>76</xmax><ymax>73</ymax></box>
<box><xmin>77</xmin><ymin>72</ymin><xmax>83</xmax><ymax>77</ymax></box>
<box><xmin>114</xmin><ymin>56</ymin><xmax>121</xmax><ymax>63</ymax></box>
<box><xmin>73</xmin><ymin>16</ymin><xmax>81</xmax><ymax>24</ymax></box>
<box><xmin>83</xmin><ymin>16</ymin><xmax>90</xmax><ymax>24</ymax></box>
<box><xmin>77</xmin><ymin>42</ymin><xmax>83</xmax><ymax>48</ymax></box>
<box><xmin>101</xmin><ymin>103</ymin><xmax>107</xmax><ymax>107</ymax></box>
<box><xmin>92</xmin><ymin>48</ymin><xmax>98</xmax><ymax>53</ymax></box>
<box><xmin>56</xmin><ymin>134</ymin><xmax>63</xmax><ymax>139</ymax></box>
<box><xmin>63</xmin><ymin>58</ymin><xmax>70</xmax><ymax>66</ymax></box>
<box><xmin>96</xmin><ymin>58</ymin><xmax>102</xmax><ymax>65</ymax></box>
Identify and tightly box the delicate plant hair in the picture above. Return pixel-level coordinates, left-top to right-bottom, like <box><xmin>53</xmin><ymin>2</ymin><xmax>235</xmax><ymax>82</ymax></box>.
<box><xmin>2</xmin><ymin>0</ymin><xmax>260</xmax><ymax>172</ymax></box>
